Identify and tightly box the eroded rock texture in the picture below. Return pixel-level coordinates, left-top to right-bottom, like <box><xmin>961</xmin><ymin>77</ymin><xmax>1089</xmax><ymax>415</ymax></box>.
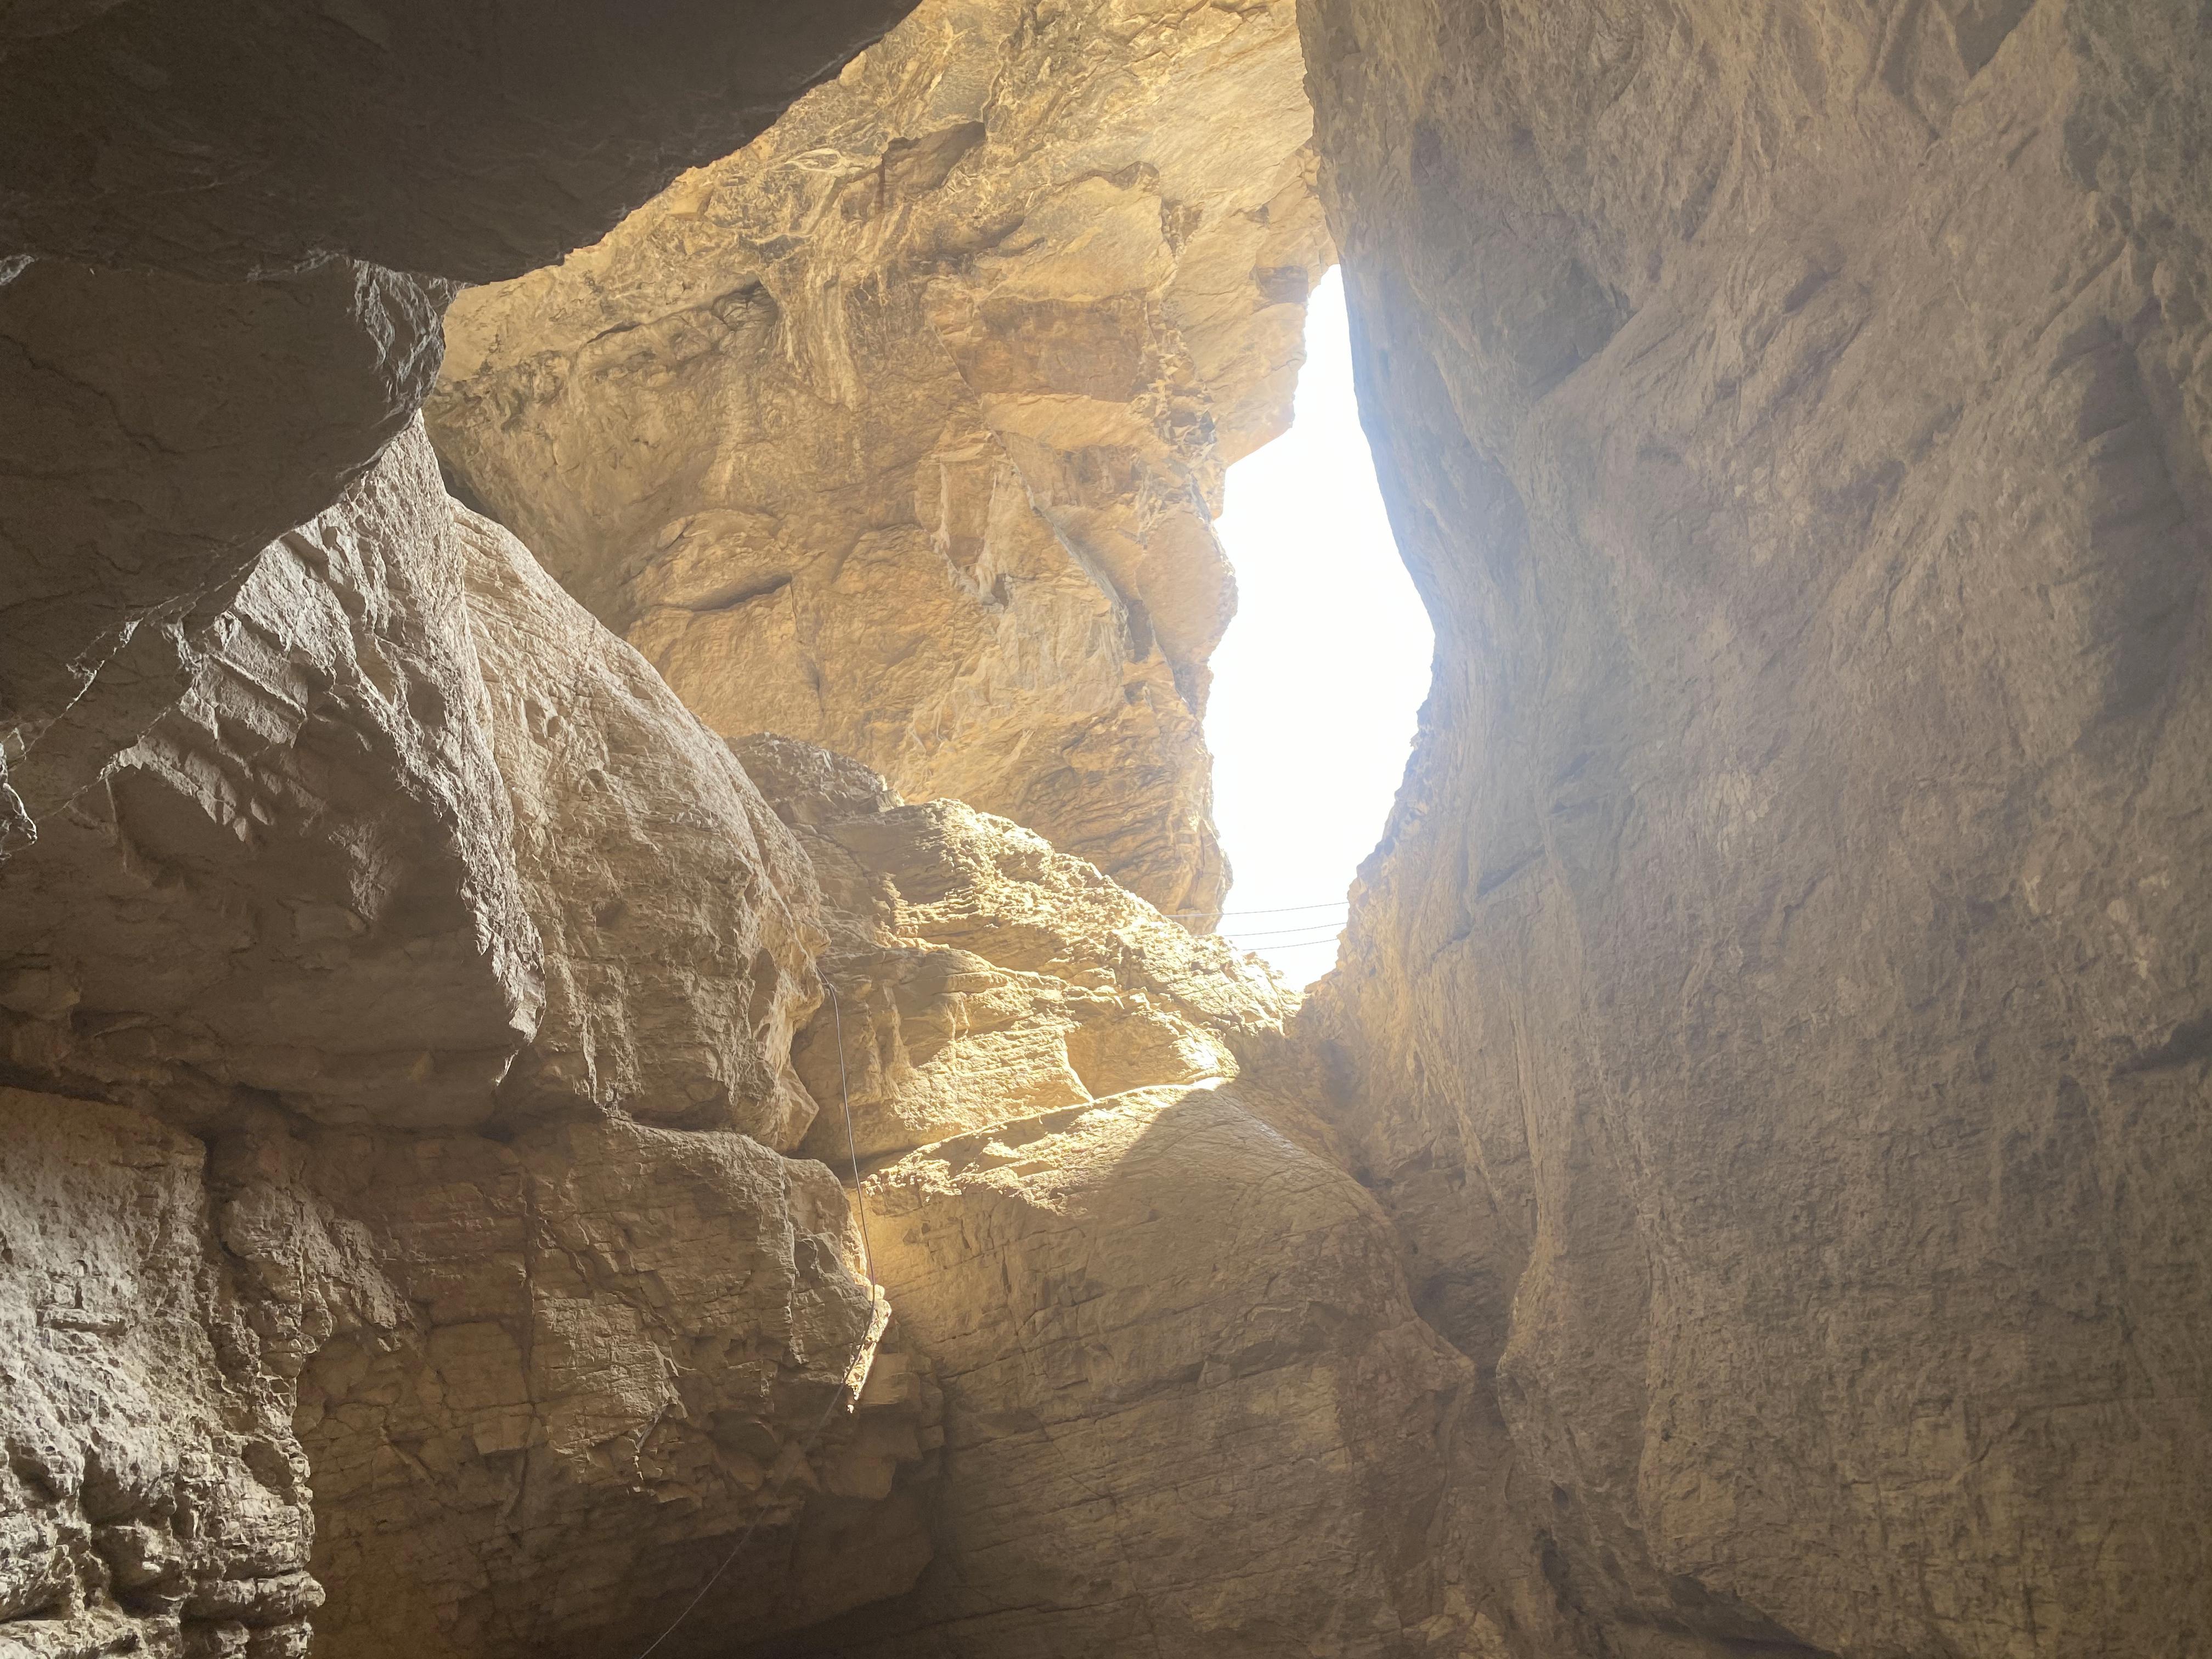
<box><xmin>428</xmin><ymin>0</ymin><xmax>1330</xmax><ymax>915</ymax></box>
<box><xmin>768</xmin><ymin>1081</ymin><xmax>1479</xmax><ymax>1659</ymax></box>
<box><xmin>735</xmin><ymin>733</ymin><xmax>1291</xmax><ymax>1165</ymax></box>
<box><xmin>1300</xmin><ymin>1</ymin><xmax>2212</xmax><ymax>1654</ymax></box>
<box><xmin>0</xmin><ymin>0</ymin><xmax>919</xmax><ymax>849</ymax></box>
<box><xmin>0</xmin><ymin>428</ymin><xmax>933</xmax><ymax>1658</ymax></box>
<box><xmin>0</xmin><ymin>1090</ymin><xmax>318</xmax><ymax>1659</ymax></box>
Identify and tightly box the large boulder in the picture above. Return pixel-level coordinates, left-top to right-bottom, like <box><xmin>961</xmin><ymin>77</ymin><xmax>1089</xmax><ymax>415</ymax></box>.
<box><xmin>765</xmin><ymin>1081</ymin><xmax>1481</xmax><ymax>1658</ymax></box>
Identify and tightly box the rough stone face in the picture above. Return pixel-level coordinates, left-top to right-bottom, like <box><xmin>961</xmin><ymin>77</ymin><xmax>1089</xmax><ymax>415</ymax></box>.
<box><xmin>760</xmin><ymin>1080</ymin><xmax>1479</xmax><ymax>1659</ymax></box>
<box><xmin>0</xmin><ymin>1089</ymin><xmax>318</xmax><ymax>1659</ymax></box>
<box><xmin>0</xmin><ymin>0</ymin><xmax>921</xmax><ymax>283</ymax></box>
<box><xmin>266</xmin><ymin>1114</ymin><xmax>932</xmax><ymax>1659</ymax></box>
<box><xmin>0</xmin><ymin>257</ymin><xmax>450</xmax><ymax>842</ymax></box>
<box><xmin>733</xmin><ymin>735</ymin><xmax>1293</xmax><ymax>1166</ymax></box>
<box><xmin>0</xmin><ymin>421</ymin><xmax>541</xmax><ymax>1131</ymax></box>
<box><xmin>428</xmin><ymin>0</ymin><xmax>1330</xmax><ymax>915</ymax></box>
<box><xmin>0</xmin><ymin>422</ymin><xmax>936</xmax><ymax>1659</ymax></box>
<box><xmin>454</xmin><ymin>507</ymin><xmax>827</xmax><ymax>1145</ymax></box>
<box><xmin>0</xmin><ymin>0</ymin><xmax>921</xmax><ymax>851</ymax></box>
<box><xmin>1298</xmin><ymin>1</ymin><xmax>2212</xmax><ymax>1654</ymax></box>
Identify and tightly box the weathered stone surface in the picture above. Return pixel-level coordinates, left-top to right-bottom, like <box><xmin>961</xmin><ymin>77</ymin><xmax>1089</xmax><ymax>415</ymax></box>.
<box><xmin>0</xmin><ymin>1</ymin><xmax>919</xmax><ymax>283</ymax></box>
<box><xmin>761</xmin><ymin>1080</ymin><xmax>1477</xmax><ymax>1658</ymax></box>
<box><xmin>0</xmin><ymin>0</ymin><xmax>921</xmax><ymax>851</ymax></box>
<box><xmin>1299</xmin><ymin>1</ymin><xmax>2212</xmax><ymax>1653</ymax></box>
<box><xmin>0</xmin><ymin>1088</ymin><xmax>318</xmax><ymax>1659</ymax></box>
<box><xmin>734</xmin><ymin>734</ymin><xmax>1292</xmax><ymax>1166</ymax></box>
<box><xmin>0</xmin><ymin>424</ymin><xmax>936</xmax><ymax>1658</ymax></box>
<box><xmin>428</xmin><ymin>0</ymin><xmax>1330</xmax><ymax>915</ymax></box>
<box><xmin>258</xmin><ymin>1114</ymin><xmax>931</xmax><ymax>1659</ymax></box>
<box><xmin>0</xmin><ymin>421</ymin><xmax>541</xmax><ymax>1131</ymax></box>
<box><xmin>454</xmin><ymin>507</ymin><xmax>827</xmax><ymax>1144</ymax></box>
<box><xmin>0</xmin><ymin>256</ymin><xmax>449</xmax><ymax>840</ymax></box>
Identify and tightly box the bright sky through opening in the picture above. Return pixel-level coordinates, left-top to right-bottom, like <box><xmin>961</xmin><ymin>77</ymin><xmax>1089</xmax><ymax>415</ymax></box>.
<box><xmin>1206</xmin><ymin>268</ymin><xmax>1434</xmax><ymax>986</ymax></box>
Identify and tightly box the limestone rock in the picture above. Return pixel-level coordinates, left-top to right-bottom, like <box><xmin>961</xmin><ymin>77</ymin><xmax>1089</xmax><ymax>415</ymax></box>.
<box><xmin>0</xmin><ymin>420</ymin><xmax>541</xmax><ymax>1130</ymax></box>
<box><xmin>0</xmin><ymin>0</ymin><xmax>921</xmax><ymax>851</ymax></box>
<box><xmin>260</xmin><ymin>1115</ymin><xmax>932</xmax><ymax>1659</ymax></box>
<box><xmin>1298</xmin><ymin>0</ymin><xmax>2212</xmax><ymax>1652</ymax></box>
<box><xmin>0</xmin><ymin>0</ymin><xmax>921</xmax><ymax>283</ymax></box>
<box><xmin>763</xmin><ymin>1081</ymin><xmax>1477</xmax><ymax>1658</ymax></box>
<box><xmin>0</xmin><ymin>1088</ymin><xmax>318</xmax><ymax>1659</ymax></box>
<box><xmin>733</xmin><ymin>735</ymin><xmax>1293</xmax><ymax>1165</ymax></box>
<box><xmin>0</xmin><ymin>257</ymin><xmax>450</xmax><ymax>842</ymax></box>
<box><xmin>428</xmin><ymin>0</ymin><xmax>1330</xmax><ymax>915</ymax></box>
<box><xmin>453</xmin><ymin>506</ymin><xmax>827</xmax><ymax>1144</ymax></box>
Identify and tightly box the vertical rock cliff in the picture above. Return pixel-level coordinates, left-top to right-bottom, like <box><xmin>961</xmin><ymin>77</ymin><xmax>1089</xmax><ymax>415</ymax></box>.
<box><xmin>1298</xmin><ymin>1</ymin><xmax>2212</xmax><ymax>1653</ymax></box>
<box><xmin>426</xmin><ymin>0</ymin><xmax>1330</xmax><ymax>917</ymax></box>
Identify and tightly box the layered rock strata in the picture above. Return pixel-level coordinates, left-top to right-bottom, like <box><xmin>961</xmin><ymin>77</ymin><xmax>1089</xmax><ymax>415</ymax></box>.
<box><xmin>728</xmin><ymin>741</ymin><xmax>1476</xmax><ymax>1656</ymax></box>
<box><xmin>0</xmin><ymin>428</ymin><xmax>934</xmax><ymax>1658</ymax></box>
<box><xmin>1298</xmin><ymin>1</ymin><xmax>2212</xmax><ymax>1654</ymax></box>
<box><xmin>428</xmin><ymin>0</ymin><xmax>1331</xmax><ymax>916</ymax></box>
<box><xmin>0</xmin><ymin>1090</ymin><xmax>319</xmax><ymax>1659</ymax></box>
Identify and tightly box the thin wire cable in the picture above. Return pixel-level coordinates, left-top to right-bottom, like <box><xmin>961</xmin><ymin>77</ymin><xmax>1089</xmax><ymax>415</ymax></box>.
<box><xmin>1220</xmin><ymin>921</ymin><xmax>1351</xmax><ymax>941</ymax></box>
<box><xmin>628</xmin><ymin>979</ymin><xmax>880</xmax><ymax>1659</ymax></box>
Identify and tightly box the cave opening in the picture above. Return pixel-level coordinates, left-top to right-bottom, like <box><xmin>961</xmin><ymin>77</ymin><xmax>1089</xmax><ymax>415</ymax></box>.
<box><xmin>1207</xmin><ymin>266</ymin><xmax>1432</xmax><ymax>984</ymax></box>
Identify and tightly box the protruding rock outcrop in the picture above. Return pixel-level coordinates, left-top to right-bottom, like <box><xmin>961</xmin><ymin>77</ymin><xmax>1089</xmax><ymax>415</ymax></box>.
<box><xmin>735</xmin><ymin>733</ymin><xmax>1291</xmax><ymax>1164</ymax></box>
<box><xmin>0</xmin><ymin>0</ymin><xmax>921</xmax><ymax>853</ymax></box>
<box><xmin>1298</xmin><ymin>0</ymin><xmax>2212</xmax><ymax>1652</ymax></box>
<box><xmin>768</xmin><ymin>1081</ymin><xmax>1481</xmax><ymax>1659</ymax></box>
<box><xmin>427</xmin><ymin>0</ymin><xmax>1330</xmax><ymax>916</ymax></box>
<box><xmin>0</xmin><ymin>427</ymin><xmax>932</xmax><ymax>1658</ymax></box>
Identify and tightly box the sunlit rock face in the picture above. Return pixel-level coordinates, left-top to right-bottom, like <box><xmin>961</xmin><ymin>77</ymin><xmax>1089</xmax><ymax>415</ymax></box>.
<box><xmin>759</xmin><ymin>1080</ymin><xmax>1481</xmax><ymax>1659</ymax></box>
<box><xmin>1299</xmin><ymin>1</ymin><xmax>2212</xmax><ymax>1654</ymax></box>
<box><xmin>427</xmin><ymin>0</ymin><xmax>1330</xmax><ymax>918</ymax></box>
<box><xmin>734</xmin><ymin>733</ymin><xmax>1293</xmax><ymax>1165</ymax></box>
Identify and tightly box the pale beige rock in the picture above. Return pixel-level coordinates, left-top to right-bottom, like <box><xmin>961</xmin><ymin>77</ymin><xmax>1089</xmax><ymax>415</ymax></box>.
<box><xmin>761</xmin><ymin>1081</ymin><xmax>1479</xmax><ymax>1658</ymax></box>
<box><xmin>262</xmin><ymin>1115</ymin><xmax>933</xmax><ymax>1659</ymax></box>
<box><xmin>428</xmin><ymin>0</ymin><xmax>1330</xmax><ymax>916</ymax></box>
<box><xmin>0</xmin><ymin>1088</ymin><xmax>318</xmax><ymax>1659</ymax></box>
<box><xmin>453</xmin><ymin>505</ymin><xmax>827</xmax><ymax>1144</ymax></box>
<box><xmin>733</xmin><ymin>734</ymin><xmax>1293</xmax><ymax>1165</ymax></box>
<box><xmin>1298</xmin><ymin>0</ymin><xmax>2212</xmax><ymax>1653</ymax></box>
<box><xmin>0</xmin><ymin>424</ymin><xmax>936</xmax><ymax>1659</ymax></box>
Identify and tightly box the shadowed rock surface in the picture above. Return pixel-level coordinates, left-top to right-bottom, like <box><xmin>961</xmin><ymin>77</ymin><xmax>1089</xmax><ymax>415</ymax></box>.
<box><xmin>0</xmin><ymin>0</ymin><xmax>921</xmax><ymax>850</ymax></box>
<box><xmin>0</xmin><ymin>427</ymin><xmax>934</xmax><ymax>1658</ymax></box>
<box><xmin>427</xmin><ymin>0</ymin><xmax>1331</xmax><ymax>916</ymax></box>
<box><xmin>1297</xmin><ymin>0</ymin><xmax>2212</xmax><ymax>1652</ymax></box>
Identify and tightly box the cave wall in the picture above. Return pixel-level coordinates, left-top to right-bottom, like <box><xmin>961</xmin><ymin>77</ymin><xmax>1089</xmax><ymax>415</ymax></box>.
<box><xmin>427</xmin><ymin>0</ymin><xmax>1331</xmax><ymax>918</ymax></box>
<box><xmin>8</xmin><ymin>0</ymin><xmax>2211</xmax><ymax>1655</ymax></box>
<box><xmin>1299</xmin><ymin>1</ymin><xmax>2212</xmax><ymax>1653</ymax></box>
